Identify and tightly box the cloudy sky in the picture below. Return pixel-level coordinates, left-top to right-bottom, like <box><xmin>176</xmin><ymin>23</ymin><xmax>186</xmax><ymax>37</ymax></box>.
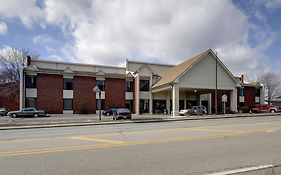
<box><xmin>0</xmin><ymin>0</ymin><xmax>280</xmax><ymax>80</ymax></box>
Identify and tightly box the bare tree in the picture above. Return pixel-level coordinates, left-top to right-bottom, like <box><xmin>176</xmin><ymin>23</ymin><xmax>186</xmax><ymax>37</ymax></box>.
<box><xmin>258</xmin><ymin>72</ymin><xmax>281</xmax><ymax>104</ymax></box>
<box><xmin>0</xmin><ymin>47</ymin><xmax>39</xmax><ymax>84</ymax></box>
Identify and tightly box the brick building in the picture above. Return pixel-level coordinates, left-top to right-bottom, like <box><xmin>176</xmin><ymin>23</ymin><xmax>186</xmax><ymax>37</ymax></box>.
<box><xmin>20</xmin><ymin>49</ymin><xmax>264</xmax><ymax>115</ymax></box>
<box><xmin>0</xmin><ymin>82</ymin><xmax>19</xmax><ymax>111</ymax></box>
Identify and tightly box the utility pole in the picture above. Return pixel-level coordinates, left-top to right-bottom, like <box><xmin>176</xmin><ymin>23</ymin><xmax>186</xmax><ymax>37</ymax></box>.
<box><xmin>98</xmin><ymin>91</ymin><xmax>101</xmax><ymax>121</ymax></box>
<box><xmin>215</xmin><ymin>52</ymin><xmax>218</xmax><ymax>115</ymax></box>
<box><xmin>93</xmin><ymin>86</ymin><xmax>101</xmax><ymax>121</ymax></box>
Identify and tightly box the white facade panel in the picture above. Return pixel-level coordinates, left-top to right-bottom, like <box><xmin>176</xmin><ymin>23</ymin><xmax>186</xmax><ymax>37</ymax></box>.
<box><xmin>31</xmin><ymin>60</ymin><xmax>126</xmax><ymax>75</ymax></box>
<box><xmin>255</xmin><ymin>97</ymin><xmax>260</xmax><ymax>103</ymax></box>
<box><xmin>140</xmin><ymin>92</ymin><xmax>149</xmax><ymax>99</ymax></box>
<box><xmin>127</xmin><ymin>62</ymin><xmax>173</xmax><ymax>76</ymax></box>
<box><xmin>239</xmin><ymin>96</ymin><xmax>245</xmax><ymax>102</ymax></box>
<box><xmin>152</xmin><ymin>91</ymin><xmax>167</xmax><ymax>100</ymax></box>
<box><xmin>63</xmin><ymin>90</ymin><xmax>73</xmax><ymax>98</ymax></box>
<box><xmin>125</xmin><ymin>92</ymin><xmax>133</xmax><ymax>100</ymax></box>
<box><xmin>63</xmin><ymin>110</ymin><xmax>73</xmax><ymax>114</ymax></box>
<box><xmin>26</xmin><ymin>88</ymin><xmax>37</xmax><ymax>98</ymax></box>
<box><xmin>178</xmin><ymin>55</ymin><xmax>237</xmax><ymax>90</ymax></box>
<box><xmin>96</xmin><ymin>91</ymin><xmax>105</xmax><ymax>99</ymax></box>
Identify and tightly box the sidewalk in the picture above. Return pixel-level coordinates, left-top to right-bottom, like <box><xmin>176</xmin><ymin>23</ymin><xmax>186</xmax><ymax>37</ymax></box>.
<box><xmin>0</xmin><ymin>113</ymin><xmax>280</xmax><ymax>130</ymax></box>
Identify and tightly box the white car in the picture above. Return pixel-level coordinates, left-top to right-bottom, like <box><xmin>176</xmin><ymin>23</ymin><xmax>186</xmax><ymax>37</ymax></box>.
<box><xmin>179</xmin><ymin>106</ymin><xmax>207</xmax><ymax>116</ymax></box>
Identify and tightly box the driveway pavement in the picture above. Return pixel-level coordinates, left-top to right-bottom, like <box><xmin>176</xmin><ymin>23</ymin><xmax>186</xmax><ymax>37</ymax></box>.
<box><xmin>0</xmin><ymin>112</ymin><xmax>280</xmax><ymax>130</ymax></box>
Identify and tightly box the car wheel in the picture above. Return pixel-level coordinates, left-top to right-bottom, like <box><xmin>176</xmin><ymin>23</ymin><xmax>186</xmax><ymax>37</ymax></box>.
<box><xmin>12</xmin><ymin>114</ymin><xmax>17</xmax><ymax>118</ymax></box>
<box><xmin>270</xmin><ymin>109</ymin><xmax>275</xmax><ymax>113</ymax></box>
<box><xmin>33</xmin><ymin>113</ymin><xmax>39</xmax><ymax>118</ymax></box>
<box><xmin>106</xmin><ymin>113</ymin><xmax>110</xmax><ymax>116</ymax></box>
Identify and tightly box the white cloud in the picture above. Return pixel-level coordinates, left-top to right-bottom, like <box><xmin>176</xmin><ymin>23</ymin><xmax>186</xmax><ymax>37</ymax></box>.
<box><xmin>265</xmin><ymin>0</ymin><xmax>281</xmax><ymax>9</ymax></box>
<box><xmin>33</xmin><ymin>34</ymin><xmax>54</xmax><ymax>44</ymax></box>
<box><xmin>0</xmin><ymin>21</ymin><xmax>7</xmax><ymax>35</ymax></box>
<box><xmin>0</xmin><ymin>0</ymin><xmax>44</xmax><ymax>27</ymax></box>
<box><xmin>65</xmin><ymin>0</ymin><xmax>250</xmax><ymax>65</ymax></box>
<box><xmin>0</xmin><ymin>0</ymin><xmax>278</xmax><ymax>78</ymax></box>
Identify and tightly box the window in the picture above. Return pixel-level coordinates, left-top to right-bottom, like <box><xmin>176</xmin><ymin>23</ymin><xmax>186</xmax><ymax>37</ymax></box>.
<box><xmin>126</xmin><ymin>100</ymin><xmax>133</xmax><ymax>112</ymax></box>
<box><xmin>239</xmin><ymin>87</ymin><xmax>245</xmax><ymax>96</ymax></box>
<box><xmin>140</xmin><ymin>79</ymin><xmax>149</xmax><ymax>91</ymax></box>
<box><xmin>255</xmin><ymin>88</ymin><xmax>260</xmax><ymax>97</ymax></box>
<box><xmin>125</xmin><ymin>81</ymin><xmax>133</xmax><ymax>92</ymax></box>
<box><xmin>64</xmin><ymin>79</ymin><xmax>73</xmax><ymax>90</ymax></box>
<box><xmin>25</xmin><ymin>97</ymin><xmax>37</xmax><ymax>108</ymax></box>
<box><xmin>25</xmin><ymin>75</ymin><xmax>37</xmax><ymax>88</ymax></box>
<box><xmin>97</xmin><ymin>80</ymin><xmax>105</xmax><ymax>91</ymax></box>
<box><xmin>139</xmin><ymin>99</ymin><xmax>149</xmax><ymax>113</ymax></box>
<box><xmin>64</xmin><ymin>99</ymin><xmax>73</xmax><ymax>110</ymax></box>
<box><xmin>96</xmin><ymin>99</ymin><xmax>105</xmax><ymax>110</ymax></box>
<box><xmin>239</xmin><ymin>102</ymin><xmax>245</xmax><ymax>107</ymax></box>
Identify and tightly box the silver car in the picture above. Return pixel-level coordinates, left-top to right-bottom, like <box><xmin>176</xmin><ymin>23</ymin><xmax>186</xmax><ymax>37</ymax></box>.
<box><xmin>179</xmin><ymin>106</ymin><xmax>207</xmax><ymax>116</ymax></box>
<box><xmin>0</xmin><ymin>108</ymin><xmax>8</xmax><ymax>116</ymax></box>
<box><xmin>8</xmin><ymin>108</ymin><xmax>47</xmax><ymax>118</ymax></box>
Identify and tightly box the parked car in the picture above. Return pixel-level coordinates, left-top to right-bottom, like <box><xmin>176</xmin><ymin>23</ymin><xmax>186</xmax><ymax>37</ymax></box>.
<box><xmin>103</xmin><ymin>108</ymin><xmax>118</xmax><ymax>116</ymax></box>
<box><xmin>0</xmin><ymin>108</ymin><xmax>8</xmax><ymax>116</ymax></box>
<box><xmin>250</xmin><ymin>104</ymin><xmax>278</xmax><ymax>113</ymax></box>
<box><xmin>113</xmin><ymin>108</ymin><xmax>132</xmax><ymax>120</ymax></box>
<box><xmin>179</xmin><ymin>106</ymin><xmax>207</xmax><ymax>116</ymax></box>
<box><xmin>7</xmin><ymin>108</ymin><xmax>47</xmax><ymax>118</ymax></box>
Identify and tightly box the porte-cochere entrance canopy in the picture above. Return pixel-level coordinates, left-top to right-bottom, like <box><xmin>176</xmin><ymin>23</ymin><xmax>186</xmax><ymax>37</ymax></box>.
<box><xmin>151</xmin><ymin>49</ymin><xmax>241</xmax><ymax>116</ymax></box>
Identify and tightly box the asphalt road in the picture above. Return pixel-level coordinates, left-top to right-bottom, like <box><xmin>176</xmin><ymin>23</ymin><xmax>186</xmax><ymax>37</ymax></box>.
<box><xmin>0</xmin><ymin>116</ymin><xmax>281</xmax><ymax>175</ymax></box>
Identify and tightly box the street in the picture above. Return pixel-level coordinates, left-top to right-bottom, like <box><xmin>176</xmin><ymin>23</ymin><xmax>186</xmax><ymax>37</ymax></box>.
<box><xmin>0</xmin><ymin>116</ymin><xmax>281</xmax><ymax>175</ymax></box>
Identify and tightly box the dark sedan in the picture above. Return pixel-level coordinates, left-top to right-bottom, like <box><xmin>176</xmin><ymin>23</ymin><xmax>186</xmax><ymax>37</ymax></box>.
<box><xmin>113</xmin><ymin>108</ymin><xmax>132</xmax><ymax>120</ymax></box>
<box><xmin>103</xmin><ymin>108</ymin><xmax>118</xmax><ymax>116</ymax></box>
<box><xmin>8</xmin><ymin>108</ymin><xmax>47</xmax><ymax>118</ymax></box>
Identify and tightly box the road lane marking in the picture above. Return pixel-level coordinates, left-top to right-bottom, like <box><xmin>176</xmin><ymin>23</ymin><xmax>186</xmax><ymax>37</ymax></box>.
<box><xmin>0</xmin><ymin>131</ymin><xmax>252</xmax><ymax>157</ymax></box>
<box><xmin>69</xmin><ymin>137</ymin><xmax>125</xmax><ymax>144</ymax></box>
<box><xmin>207</xmin><ymin>164</ymin><xmax>274</xmax><ymax>175</ymax></box>
<box><xmin>183</xmin><ymin>128</ymin><xmax>248</xmax><ymax>133</ymax></box>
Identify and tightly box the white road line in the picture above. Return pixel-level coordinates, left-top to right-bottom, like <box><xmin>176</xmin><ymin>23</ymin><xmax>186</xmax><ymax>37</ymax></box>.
<box><xmin>207</xmin><ymin>164</ymin><xmax>274</xmax><ymax>175</ymax></box>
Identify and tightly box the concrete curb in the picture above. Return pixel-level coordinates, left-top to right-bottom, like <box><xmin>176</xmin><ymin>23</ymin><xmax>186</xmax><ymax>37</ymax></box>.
<box><xmin>0</xmin><ymin>113</ymin><xmax>280</xmax><ymax>130</ymax></box>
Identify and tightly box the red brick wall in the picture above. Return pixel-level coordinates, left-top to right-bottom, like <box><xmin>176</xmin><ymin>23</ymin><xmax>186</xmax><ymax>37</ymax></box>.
<box><xmin>73</xmin><ymin>76</ymin><xmax>96</xmax><ymax>114</ymax></box>
<box><xmin>37</xmin><ymin>74</ymin><xmax>63</xmax><ymax>114</ymax></box>
<box><xmin>244</xmin><ymin>87</ymin><xmax>256</xmax><ymax>107</ymax></box>
<box><xmin>105</xmin><ymin>78</ymin><xmax>125</xmax><ymax>109</ymax></box>
<box><xmin>0</xmin><ymin>82</ymin><xmax>19</xmax><ymax>111</ymax></box>
<box><xmin>211</xmin><ymin>91</ymin><xmax>230</xmax><ymax>113</ymax></box>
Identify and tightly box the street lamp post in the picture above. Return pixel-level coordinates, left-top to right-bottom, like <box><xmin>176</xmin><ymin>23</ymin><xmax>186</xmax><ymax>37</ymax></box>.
<box><xmin>93</xmin><ymin>86</ymin><xmax>101</xmax><ymax>121</ymax></box>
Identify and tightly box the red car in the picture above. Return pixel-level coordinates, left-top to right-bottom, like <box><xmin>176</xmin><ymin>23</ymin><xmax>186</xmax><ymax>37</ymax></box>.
<box><xmin>250</xmin><ymin>104</ymin><xmax>278</xmax><ymax>113</ymax></box>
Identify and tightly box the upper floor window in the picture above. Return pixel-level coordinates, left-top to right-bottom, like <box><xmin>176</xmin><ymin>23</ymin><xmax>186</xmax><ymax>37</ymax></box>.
<box><xmin>125</xmin><ymin>81</ymin><xmax>133</xmax><ymax>92</ymax></box>
<box><xmin>239</xmin><ymin>87</ymin><xmax>245</xmax><ymax>96</ymax></box>
<box><xmin>25</xmin><ymin>75</ymin><xmax>37</xmax><ymax>88</ymax></box>
<box><xmin>63</xmin><ymin>78</ymin><xmax>73</xmax><ymax>90</ymax></box>
<box><xmin>140</xmin><ymin>79</ymin><xmax>150</xmax><ymax>91</ymax></box>
<box><xmin>97</xmin><ymin>80</ymin><xmax>105</xmax><ymax>91</ymax></box>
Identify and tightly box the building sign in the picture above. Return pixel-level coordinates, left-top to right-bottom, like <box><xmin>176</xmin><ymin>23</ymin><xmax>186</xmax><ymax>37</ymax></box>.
<box><xmin>222</xmin><ymin>94</ymin><xmax>227</xmax><ymax>102</ymax></box>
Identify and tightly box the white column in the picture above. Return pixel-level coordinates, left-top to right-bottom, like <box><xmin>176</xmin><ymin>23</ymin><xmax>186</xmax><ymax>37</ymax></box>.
<box><xmin>230</xmin><ymin>89</ymin><xmax>238</xmax><ymax>112</ymax></box>
<box><xmin>172</xmin><ymin>84</ymin><xmax>179</xmax><ymax>117</ymax></box>
<box><xmin>149</xmin><ymin>93</ymin><xmax>153</xmax><ymax>114</ymax></box>
<box><xmin>135</xmin><ymin>74</ymin><xmax>140</xmax><ymax>115</ymax></box>
<box><xmin>149</xmin><ymin>75</ymin><xmax>153</xmax><ymax>114</ymax></box>
<box><xmin>166</xmin><ymin>91</ymin><xmax>171</xmax><ymax>114</ymax></box>
<box><xmin>19</xmin><ymin>68</ymin><xmax>24</xmax><ymax>110</ymax></box>
<box><xmin>260</xmin><ymin>86</ymin><xmax>265</xmax><ymax>104</ymax></box>
<box><xmin>208</xmin><ymin>93</ymin><xmax>212</xmax><ymax>114</ymax></box>
<box><xmin>184</xmin><ymin>91</ymin><xmax>187</xmax><ymax>109</ymax></box>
